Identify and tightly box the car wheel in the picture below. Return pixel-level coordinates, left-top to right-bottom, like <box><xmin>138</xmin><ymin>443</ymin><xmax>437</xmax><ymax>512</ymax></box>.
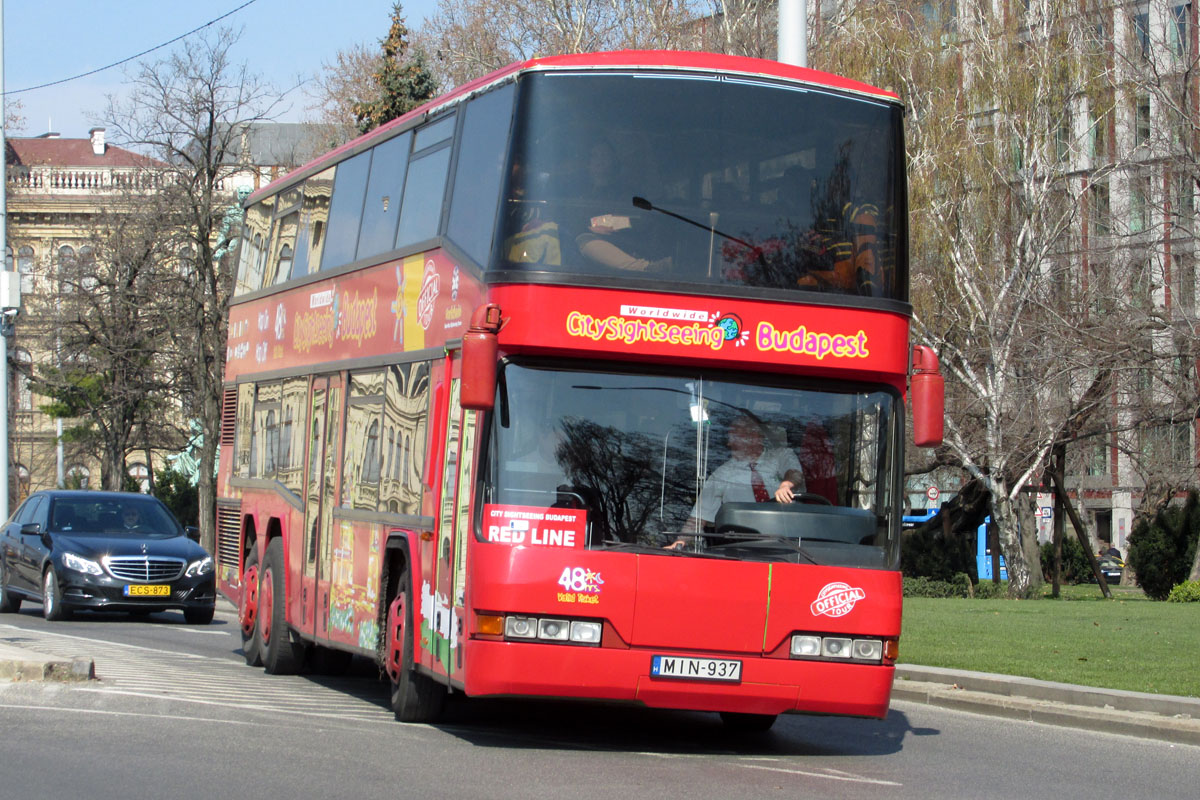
<box><xmin>259</xmin><ymin>538</ymin><xmax>304</xmax><ymax>675</ymax></box>
<box><xmin>719</xmin><ymin>711</ymin><xmax>777</xmax><ymax>732</ymax></box>
<box><xmin>43</xmin><ymin>567</ymin><xmax>71</xmax><ymax>621</ymax></box>
<box><xmin>388</xmin><ymin>570</ymin><xmax>445</xmax><ymax>722</ymax></box>
<box><xmin>239</xmin><ymin>546</ymin><xmax>262</xmax><ymax>666</ymax></box>
<box><xmin>0</xmin><ymin>560</ymin><xmax>22</xmax><ymax>613</ymax></box>
<box><xmin>184</xmin><ymin>605</ymin><xmax>215</xmax><ymax>625</ymax></box>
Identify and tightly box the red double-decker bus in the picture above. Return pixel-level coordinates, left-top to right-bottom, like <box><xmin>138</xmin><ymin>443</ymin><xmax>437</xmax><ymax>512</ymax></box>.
<box><xmin>217</xmin><ymin>51</ymin><xmax>943</xmax><ymax>730</ymax></box>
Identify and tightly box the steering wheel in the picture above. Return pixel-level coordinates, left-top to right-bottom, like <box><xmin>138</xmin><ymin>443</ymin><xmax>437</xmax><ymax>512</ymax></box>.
<box><xmin>791</xmin><ymin>492</ymin><xmax>833</xmax><ymax>506</ymax></box>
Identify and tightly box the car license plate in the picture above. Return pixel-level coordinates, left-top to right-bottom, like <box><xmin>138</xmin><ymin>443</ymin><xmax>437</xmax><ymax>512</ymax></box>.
<box><xmin>650</xmin><ymin>655</ymin><xmax>742</xmax><ymax>682</ymax></box>
<box><xmin>124</xmin><ymin>584</ymin><xmax>170</xmax><ymax>597</ymax></box>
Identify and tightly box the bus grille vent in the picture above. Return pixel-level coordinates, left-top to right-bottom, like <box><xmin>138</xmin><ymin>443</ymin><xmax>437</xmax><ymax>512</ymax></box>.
<box><xmin>216</xmin><ymin>501</ymin><xmax>242</xmax><ymax>572</ymax></box>
<box><xmin>220</xmin><ymin>387</ymin><xmax>237</xmax><ymax>447</ymax></box>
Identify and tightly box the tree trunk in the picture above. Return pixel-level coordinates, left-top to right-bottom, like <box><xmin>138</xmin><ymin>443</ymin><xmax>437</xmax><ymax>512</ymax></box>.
<box><xmin>993</xmin><ymin>490</ymin><xmax>1036</xmax><ymax>596</ymax></box>
<box><xmin>1190</xmin><ymin>539</ymin><xmax>1200</xmax><ymax>583</ymax></box>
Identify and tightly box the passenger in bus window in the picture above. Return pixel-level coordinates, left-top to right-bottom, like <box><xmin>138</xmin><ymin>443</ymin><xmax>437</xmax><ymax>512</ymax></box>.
<box><xmin>575</xmin><ymin>141</ymin><xmax>672</xmax><ymax>274</ymax></box>
<box><xmin>668</xmin><ymin>416</ymin><xmax>805</xmax><ymax>547</ymax></box>
<box><xmin>502</xmin><ymin>158</ymin><xmax>562</xmax><ymax>266</ymax></box>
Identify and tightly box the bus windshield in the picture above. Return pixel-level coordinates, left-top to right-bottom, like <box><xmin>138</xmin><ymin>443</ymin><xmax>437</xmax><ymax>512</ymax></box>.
<box><xmin>484</xmin><ymin>362</ymin><xmax>900</xmax><ymax>570</ymax></box>
<box><xmin>495</xmin><ymin>72</ymin><xmax>906</xmax><ymax>300</ymax></box>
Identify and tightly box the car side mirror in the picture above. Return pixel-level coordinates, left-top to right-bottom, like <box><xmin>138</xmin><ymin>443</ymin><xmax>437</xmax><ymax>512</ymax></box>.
<box><xmin>185</xmin><ymin>526</ymin><xmax>201</xmax><ymax>543</ymax></box>
<box><xmin>20</xmin><ymin>522</ymin><xmax>41</xmax><ymax>536</ymax></box>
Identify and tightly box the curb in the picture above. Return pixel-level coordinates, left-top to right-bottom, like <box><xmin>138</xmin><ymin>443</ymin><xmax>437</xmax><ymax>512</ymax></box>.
<box><xmin>0</xmin><ymin>643</ymin><xmax>94</xmax><ymax>683</ymax></box>
<box><xmin>894</xmin><ymin>665</ymin><xmax>1200</xmax><ymax>747</ymax></box>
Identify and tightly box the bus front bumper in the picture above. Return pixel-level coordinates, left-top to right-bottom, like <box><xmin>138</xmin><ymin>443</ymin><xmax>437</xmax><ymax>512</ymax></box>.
<box><xmin>462</xmin><ymin>639</ymin><xmax>895</xmax><ymax>718</ymax></box>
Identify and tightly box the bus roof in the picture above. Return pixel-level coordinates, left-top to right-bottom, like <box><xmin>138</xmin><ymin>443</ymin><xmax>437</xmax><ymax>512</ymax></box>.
<box><xmin>247</xmin><ymin>50</ymin><xmax>900</xmax><ymax>205</ymax></box>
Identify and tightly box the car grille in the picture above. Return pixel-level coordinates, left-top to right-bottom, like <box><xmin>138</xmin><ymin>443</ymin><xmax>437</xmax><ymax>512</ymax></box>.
<box><xmin>104</xmin><ymin>556</ymin><xmax>186</xmax><ymax>582</ymax></box>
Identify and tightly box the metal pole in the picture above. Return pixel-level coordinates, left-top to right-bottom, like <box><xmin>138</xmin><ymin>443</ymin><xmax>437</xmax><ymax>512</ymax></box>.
<box><xmin>778</xmin><ymin>0</ymin><xmax>808</xmax><ymax>68</ymax></box>
<box><xmin>1</xmin><ymin>0</ymin><xmax>9</xmax><ymax>519</ymax></box>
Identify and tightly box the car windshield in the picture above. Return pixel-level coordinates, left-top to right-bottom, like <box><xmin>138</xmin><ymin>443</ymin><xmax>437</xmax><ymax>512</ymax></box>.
<box><xmin>48</xmin><ymin>498</ymin><xmax>180</xmax><ymax>537</ymax></box>
<box><xmin>482</xmin><ymin>362</ymin><xmax>900</xmax><ymax>570</ymax></box>
<box><xmin>495</xmin><ymin>72</ymin><xmax>906</xmax><ymax>300</ymax></box>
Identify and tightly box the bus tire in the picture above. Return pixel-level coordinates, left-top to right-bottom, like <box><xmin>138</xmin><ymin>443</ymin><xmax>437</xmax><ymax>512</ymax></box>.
<box><xmin>719</xmin><ymin>711</ymin><xmax>777</xmax><ymax>732</ymax></box>
<box><xmin>390</xmin><ymin>571</ymin><xmax>445</xmax><ymax>723</ymax></box>
<box><xmin>259</xmin><ymin>538</ymin><xmax>305</xmax><ymax>675</ymax></box>
<box><xmin>239</xmin><ymin>546</ymin><xmax>262</xmax><ymax>666</ymax></box>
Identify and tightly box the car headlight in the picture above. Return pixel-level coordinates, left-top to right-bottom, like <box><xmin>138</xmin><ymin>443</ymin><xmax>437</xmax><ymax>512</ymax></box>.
<box><xmin>185</xmin><ymin>556</ymin><xmax>214</xmax><ymax>578</ymax></box>
<box><xmin>63</xmin><ymin>552</ymin><xmax>103</xmax><ymax>576</ymax></box>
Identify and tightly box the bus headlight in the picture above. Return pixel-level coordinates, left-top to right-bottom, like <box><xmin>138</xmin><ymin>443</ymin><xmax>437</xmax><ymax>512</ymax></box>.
<box><xmin>790</xmin><ymin>634</ymin><xmax>890</xmax><ymax>664</ymax></box>
<box><xmin>501</xmin><ymin>614</ymin><xmax>602</xmax><ymax>646</ymax></box>
<box><xmin>569</xmin><ymin>621</ymin><xmax>602</xmax><ymax>643</ymax></box>
<box><xmin>853</xmin><ymin>639</ymin><xmax>883</xmax><ymax>661</ymax></box>
<box><xmin>822</xmin><ymin>637</ymin><xmax>853</xmax><ymax>658</ymax></box>
<box><xmin>505</xmin><ymin>615</ymin><xmax>538</xmax><ymax>639</ymax></box>
<box><xmin>790</xmin><ymin>635</ymin><xmax>822</xmax><ymax>657</ymax></box>
<box><xmin>537</xmin><ymin>618</ymin><xmax>570</xmax><ymax>641</ymax></box>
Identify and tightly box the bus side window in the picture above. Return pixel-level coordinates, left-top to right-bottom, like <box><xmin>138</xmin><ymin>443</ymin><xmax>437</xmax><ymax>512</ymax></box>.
<box><xmin>321</xmin><ymin>150</ymin><xmax>372</xmax><ymax>271</ymax></box>
<box><xmin>447</xmin><ymin>84</ymin><xmax>516</xmax><ymax>266</ymax></box>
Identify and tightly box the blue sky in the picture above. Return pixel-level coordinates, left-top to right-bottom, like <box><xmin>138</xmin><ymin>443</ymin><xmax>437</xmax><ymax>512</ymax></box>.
<box><xmin>4</xmin><ymin>0</ymin><xmax>438</xmax><ymax>140</ymax></box>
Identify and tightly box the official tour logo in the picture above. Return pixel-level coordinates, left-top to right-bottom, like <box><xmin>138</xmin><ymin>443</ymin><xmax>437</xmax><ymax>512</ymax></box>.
<box><xmin>418</xmin><ymin>260</ymin><xmax>440</xmax><ymax>331</ymax></box>
<box><xmin>810</xmin><ymin>581</ymin><xmax>867</xmax><ymax>618</ymax></box>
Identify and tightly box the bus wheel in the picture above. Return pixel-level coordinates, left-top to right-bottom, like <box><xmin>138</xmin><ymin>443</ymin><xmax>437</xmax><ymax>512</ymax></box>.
<box><xmin>259</xmin><ymin>538</ymin><xmax>304</xmax><ymax>675</ymax></box>
<box><xmin>388</xmin><ymin>572</ymin><xmax>445</xmax><ymax>723</ymax></box>
<box><xmin>239</xmin><ymin>547</ymin><xmax>262</xmax><ymax>666</ymax></box>
<box><xmin>719</xmin><ymin>711</ymin><xmax>777</xmax><ymax>733</ymax></box>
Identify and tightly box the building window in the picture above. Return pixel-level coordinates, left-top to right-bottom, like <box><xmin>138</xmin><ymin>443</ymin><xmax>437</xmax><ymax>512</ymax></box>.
<box><xmin>1174</xmin><ymin>253</ymin><xmax>1195</xmax><ymax>313</ymax></box>
<box><xmin>1091</xmin><ymin>180</ymin><xmax>1111</xmax><ymax>236</ymax></box>
<box><xmin>58</xmin><ymin>245</ymin><xmax>76</xmax><ymax>293</ymax></box>
<box><xmin>15</xmin><ymin>465</ymin><xmax>31</xmax><ymax>501</ymax></box>
<box><xmin>127</xmin><ymin>462</ymin><xmax>149</xmax><ymax>493</ymax></box>
<box><xmin>1173</xmin><ymin>3</ymin><xmax>1191</xmax><ymax>57</ymax></box>
<box><xmin>179</xmin><ymin>246</ymin><xmax>195</xmax><ymax>278</ymax></box>
<box><xmin>1130</xmin><ymin>175</ymin><xmax>1150</xmax><ymax>233</ymax></box>
<box><xmin>1135</xmin><ymin>96</ymin><xmax>1151</xmax><ymax>148</ymax></box>
<box><xmin>66</xmin><ymin>465</ymin><xmax>90</xmax><ymax>490</ymax></box>
<box><xmin>17</xmin><ymin>246</ymin><xmax>34</xmax><ymax>294</ymax></box>
<box><xmin>1133</xmin><ymin>9</ymin><xmax>1150</xmax><ymax>58</ymax></box>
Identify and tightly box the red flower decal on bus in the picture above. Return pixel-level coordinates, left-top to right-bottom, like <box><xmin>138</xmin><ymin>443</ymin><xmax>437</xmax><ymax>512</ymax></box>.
<box><xmin>810</xmin><ymin>581</ymin><xmax>867</xmax><ymax>618</ymax></box>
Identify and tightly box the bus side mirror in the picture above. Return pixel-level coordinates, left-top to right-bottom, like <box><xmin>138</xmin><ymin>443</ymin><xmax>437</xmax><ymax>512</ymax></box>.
<box><xmin>461</xmin><ymin>304</ymin><xmax>502</xmax><ymax>412</ymax></box>
<box><xmin>911</xmin><ymin>345</ymin><xmax>944</xmax><ymax>448</ymax></box>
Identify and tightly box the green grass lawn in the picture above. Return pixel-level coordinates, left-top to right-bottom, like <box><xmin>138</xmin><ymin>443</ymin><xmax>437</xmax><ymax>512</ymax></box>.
<box><xmin>898</xmin><ymin>586</ymin><xmax>1200</xmax><ymax>697</ymax></box>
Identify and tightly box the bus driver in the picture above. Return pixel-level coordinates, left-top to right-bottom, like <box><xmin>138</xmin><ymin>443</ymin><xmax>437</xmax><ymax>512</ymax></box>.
<box><xmin>668</xmin><ymin>416</ymin><xmax>806</xmax><ymax>548</ymax></box>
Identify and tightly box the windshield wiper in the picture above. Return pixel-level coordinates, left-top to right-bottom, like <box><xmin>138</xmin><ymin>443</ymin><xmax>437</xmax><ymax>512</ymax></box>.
<box><xmin>599</xmin><ymin>541</ymin><xmax>737</xmax><ymax>560</ymax></box>
<box><xmin>707</xmin><ymin>535</ymin><xmax>820</xmax><ymax>565</ymax></box>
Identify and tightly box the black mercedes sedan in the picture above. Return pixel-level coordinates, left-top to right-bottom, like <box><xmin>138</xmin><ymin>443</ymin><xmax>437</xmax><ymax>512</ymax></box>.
<box><xmin>0</xmin><ymin>490</ymin><xmax>215</xmax><ymax>624</ymax></box>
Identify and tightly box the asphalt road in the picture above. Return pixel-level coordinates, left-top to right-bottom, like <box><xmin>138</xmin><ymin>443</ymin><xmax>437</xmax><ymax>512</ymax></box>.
<box><xmin>0</xmin><ymin>605</ymin><xmax>1194</xmax><ymax>800</ymax></box>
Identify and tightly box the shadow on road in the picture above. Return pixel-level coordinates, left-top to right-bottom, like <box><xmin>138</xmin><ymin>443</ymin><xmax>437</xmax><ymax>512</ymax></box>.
<box><xmin>429</xmin><ymin>696</ymin><xmax>937</xmax><ymax>757</ymax></box>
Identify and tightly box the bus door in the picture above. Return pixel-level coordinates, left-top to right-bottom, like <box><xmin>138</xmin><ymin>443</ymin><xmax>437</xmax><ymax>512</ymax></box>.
<box><xmin>429</xmin><ymin>352</ymin><xmax>477</xmax><ymax>683</ymax></box>
<box><xmin>301</xmin><ymin>373</ymin><xmax>343</xmax><ymax>641</ymax></box>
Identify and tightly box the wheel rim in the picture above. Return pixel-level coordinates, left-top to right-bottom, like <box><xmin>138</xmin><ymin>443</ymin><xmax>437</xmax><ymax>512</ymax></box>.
<box><xmin>386</xmin><ymin>593</ymin><xmax>406</xmax><ymax>681</ymax></box>
<box><xmin>239</xmin><ymin>562</ymin><xmax>259</xmax><ymax>638</ymax></box>
<box><xmin>43</xmin><ymin>571</ymin><xmax>54</xmax><ymax>615</ymax></box>
<box><xmin>260</xmin><ymin>565</ymin><xmax>274</xmax><ymax>646</ymax></box>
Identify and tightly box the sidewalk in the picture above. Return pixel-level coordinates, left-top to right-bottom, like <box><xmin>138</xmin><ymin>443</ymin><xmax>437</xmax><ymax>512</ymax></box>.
<box><xmin>893</xmin><ymin>664</ymin><xmax>1200</xmax><ymax>747</ymax></box>
<box><xmin>1</xmin><ymin>638</ymin><xmax>1196</xmax><ymax>745</ymax></box>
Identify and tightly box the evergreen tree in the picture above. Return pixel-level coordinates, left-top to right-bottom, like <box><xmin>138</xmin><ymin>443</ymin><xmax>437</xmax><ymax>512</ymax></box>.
<box><xmin>353</xmin><ymin>3</ymin><xmax>437</xmax><ymax>134</ymax></box>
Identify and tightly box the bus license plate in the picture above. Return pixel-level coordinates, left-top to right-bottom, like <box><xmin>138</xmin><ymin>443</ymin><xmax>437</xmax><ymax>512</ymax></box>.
<box><xmin>651</xmin><ymin>655</ymin><xmax>742</xmax><ymax>682</ymax></box>
<box><xmin>124</xmin><ymin>585</ymin><xmax>170</xmax><ymax>597</ymax></box>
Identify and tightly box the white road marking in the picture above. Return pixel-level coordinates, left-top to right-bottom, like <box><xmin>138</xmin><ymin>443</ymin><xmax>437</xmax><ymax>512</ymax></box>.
<box><xmin>740</xmin><ymin>764</ymin><xmax>902</xmax><ymax>786</ymax></box>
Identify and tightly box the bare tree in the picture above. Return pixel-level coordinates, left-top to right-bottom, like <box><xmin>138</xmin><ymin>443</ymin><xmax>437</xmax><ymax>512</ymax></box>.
<box><xmin>31</xmin><ymin>192</ymin><xmax>181</xmax><ymax>490</ymax></box>
<box><xmin>104</xmin><ymin>27</ymin><xmax>285</xmax><ymax>552</ymax></box>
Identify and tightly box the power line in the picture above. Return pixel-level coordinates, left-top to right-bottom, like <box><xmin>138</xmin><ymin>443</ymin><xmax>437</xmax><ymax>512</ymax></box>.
<box><xmin>3</xmin><ymin>0</ymin><xmax>261</xmax><ymax>96</ymax></box>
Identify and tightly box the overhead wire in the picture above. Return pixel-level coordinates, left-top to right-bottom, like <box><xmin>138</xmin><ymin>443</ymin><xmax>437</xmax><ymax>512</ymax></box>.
<box><xmin>3</xmin><ymin>0</ymin><xmax>261</xmax><ymax>96</ymax></box>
